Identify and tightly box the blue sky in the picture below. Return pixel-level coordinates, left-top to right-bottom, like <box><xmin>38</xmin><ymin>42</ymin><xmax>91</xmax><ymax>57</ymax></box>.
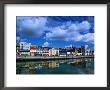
<box><xmin>16</xmin><ymin>16</ymin><xmax>94</xmax><ymax>50</ymax></box>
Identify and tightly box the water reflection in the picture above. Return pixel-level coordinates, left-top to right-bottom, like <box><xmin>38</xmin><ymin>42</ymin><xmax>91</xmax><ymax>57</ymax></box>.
<box><xmin>16</xmin><ymin>58</ymin><xmax>94</xmax><ymax>74</ymax></box>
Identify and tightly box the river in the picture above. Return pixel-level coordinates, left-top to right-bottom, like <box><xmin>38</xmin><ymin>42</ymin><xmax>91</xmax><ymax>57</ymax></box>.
<box><xmin>16</xmin><ymin>58</ymin><xmax>94</xmax><ymax>74</ymax></box>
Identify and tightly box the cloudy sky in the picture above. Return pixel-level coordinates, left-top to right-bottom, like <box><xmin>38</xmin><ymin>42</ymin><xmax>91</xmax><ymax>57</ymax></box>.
<box><xmin>16</xmin><ymin>16</ymin><xmax>94</xmax><ymax>50</ymax></box>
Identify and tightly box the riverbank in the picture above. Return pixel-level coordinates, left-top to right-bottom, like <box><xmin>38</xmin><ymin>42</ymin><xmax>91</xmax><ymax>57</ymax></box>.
<box><xmin>16</xmin><ymin>56</ymin><xmax>94</xmax><ymax>62</ymax></box>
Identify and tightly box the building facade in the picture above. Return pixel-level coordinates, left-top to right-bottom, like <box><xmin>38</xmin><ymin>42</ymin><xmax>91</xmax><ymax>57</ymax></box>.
<box><xmin>36</xmin><ymin>46</ymin><xmax>43</xmax><ymax>56</ymax></box>
<box><xmin>30</xmin><ymin>45</ymin><xmax>37</xmax><ymax>56</ymax></box>
<box><xmin>49</xmin><ymin>48</ymin><xmax>59</xmax><ymax>56</ymax></box>
<box><xmin>16</xmin><ymin>43</ymin><xmax>20</xmax><ymax>56</ymax></box>
<box><xmin>59</xmin><ymin>49</ymin><xmax>67</xmax><ymax>56</ymax></box>
<box><xmin>85</xmin><ymin>45</ymin><xmax>90</xmax><ymax>56</ymax></box>
<box><xmin>20</xmin><ymin>42</ymin><xmax>31</xmax><ymax>50</ymax></box>
<box><xmin>42</xmin><ymin>47</ymin><xmax>50</xmax><ymax>56</ymax></box>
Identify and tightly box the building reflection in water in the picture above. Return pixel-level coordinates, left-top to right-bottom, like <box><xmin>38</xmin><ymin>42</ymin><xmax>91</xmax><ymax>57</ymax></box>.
<box><xmin>16</xmin><ymin>58</ymin><xmax>94</xmax><ymax>74</ymax></box>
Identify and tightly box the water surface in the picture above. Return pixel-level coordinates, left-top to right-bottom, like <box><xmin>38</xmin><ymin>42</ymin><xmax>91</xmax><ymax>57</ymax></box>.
<box><xmin>16</xmin><ymin>58</ymin><xmax>94</xmax><ymax>74</ymax></box>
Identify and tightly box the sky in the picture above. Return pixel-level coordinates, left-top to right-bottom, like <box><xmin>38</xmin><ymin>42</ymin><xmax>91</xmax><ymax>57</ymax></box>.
<box><xmin>16</xmin><ymin>16</ymin><xmax>94</xmax><ymax>50</ymax></box>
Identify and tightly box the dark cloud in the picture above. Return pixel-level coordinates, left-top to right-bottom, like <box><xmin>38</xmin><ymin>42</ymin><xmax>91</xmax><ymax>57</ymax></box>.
<box><xmin>16</xmin><ymin>16</ymin><xmax>47</xmax><ymax>38</ymax></box>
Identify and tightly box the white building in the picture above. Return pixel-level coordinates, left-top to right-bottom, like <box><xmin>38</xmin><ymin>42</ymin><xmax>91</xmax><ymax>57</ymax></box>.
<box><xmin>20</xmin><ymin>42</ymin><xmax>31</xmax><ymax>50</ymax></box>
<box><xmin>36</xmin><ymin>48</ymin><xmax>43</xmax><ymax>56</ymax></box>
<box><xmin>77</xmin><ymin>53</ymin><xmax>82</xmax><ymax>56</ymax></box>
<box><xmin>85</xmin><ymin>45</ymin><xmax>90</xmax><ymax>56</ymax></box>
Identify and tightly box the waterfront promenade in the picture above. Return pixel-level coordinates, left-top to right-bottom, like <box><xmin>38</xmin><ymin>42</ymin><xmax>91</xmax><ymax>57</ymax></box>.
<box><xmin>16</xmin><ymin>56</ymin><xmax>94</xmax><ymax>61</ymax></box>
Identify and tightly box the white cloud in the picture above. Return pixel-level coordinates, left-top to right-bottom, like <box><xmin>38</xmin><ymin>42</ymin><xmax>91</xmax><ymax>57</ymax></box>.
<box><xmin>46</xmin><ymin>27</ymin><xmax>67</xmax><ymax>40</ymax></box>
<box><xmin>45</xmin><ymin>20</ymin><xmax>93</xmax><ymax>43</ymax></box>
<box><xmin>71</xmin><ymin>33</ymin><xmax>94</xmax><ymax>43</ymax></box>
<box><xmin>82</xmin><ymin>33</ymin><xmax>94</xmax><ymax>43</ymax></box>
<box><xmin>79</xmin><ymin>21</ymin><xmax>91</xmax><ymax>30</ymax></box>
<box><xmin>68</xmin><ymin>23</ymin><xmax>79</xmax><ymax>31</ymax></box>
<box><xmin>42</xmin><ymin>42</ymin><xmax>49</xmax><ymax>47</ymax></box>
<box><xmin>73</xmin><ymin>34</ymin><xmax>83</xmax><ymax>41</ymax></box>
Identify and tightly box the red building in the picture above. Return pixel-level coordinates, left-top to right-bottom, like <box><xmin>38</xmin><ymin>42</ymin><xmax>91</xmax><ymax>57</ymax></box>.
<box><xmin>30</xmin><ymin>45</ymin><xmax>37</xmax><ymax>56</ymax></box>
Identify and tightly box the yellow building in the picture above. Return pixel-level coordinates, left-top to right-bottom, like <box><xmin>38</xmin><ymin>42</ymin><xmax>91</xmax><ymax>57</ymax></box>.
<box><xmin>49</xmin><ymin>48</ymin><xmax>59</xmax><ymax>56</ymax></box>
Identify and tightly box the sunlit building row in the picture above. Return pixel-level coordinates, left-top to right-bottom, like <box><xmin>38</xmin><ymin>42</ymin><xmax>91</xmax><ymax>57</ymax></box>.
<box><xmin>16</xmin><ymin>42</ymin><xmax>94</xmax><ymax>57</ymax></box>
